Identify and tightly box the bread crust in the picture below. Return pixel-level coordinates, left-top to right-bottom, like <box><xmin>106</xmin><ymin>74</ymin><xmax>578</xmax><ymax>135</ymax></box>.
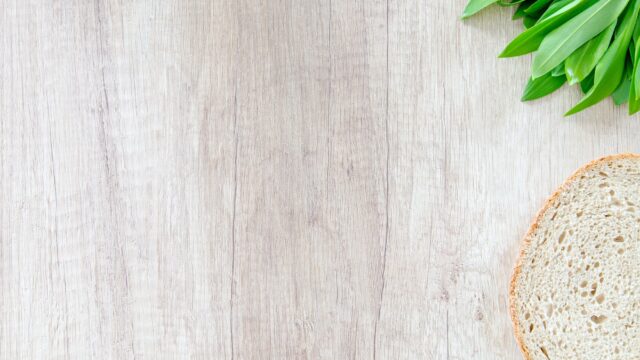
<box><xmin>509</xmin><ymin>153</ymin><xmax>640</xmax><ymax>360</ymax></box>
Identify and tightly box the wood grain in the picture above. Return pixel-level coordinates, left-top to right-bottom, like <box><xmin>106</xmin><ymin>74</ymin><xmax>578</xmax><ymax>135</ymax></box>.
<box><xmin>2</xmin><ymin>1</ymin><xmax>640</xmax><ymax>359</ymax></box>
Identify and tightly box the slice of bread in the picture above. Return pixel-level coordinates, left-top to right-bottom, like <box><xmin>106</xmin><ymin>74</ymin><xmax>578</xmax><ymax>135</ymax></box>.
<box><xmin>511</xmin><ymin>154</ymin><xmax>640</xmax><ymax>360</ymax></box>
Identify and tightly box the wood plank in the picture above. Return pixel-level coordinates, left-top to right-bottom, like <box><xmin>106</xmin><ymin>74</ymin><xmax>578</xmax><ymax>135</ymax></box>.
<box><xmin>4</xmin><ymin>0</ymin><xmax>640</xmax><ymax>359</ymax></box>
<box><xmin>0</xmin><ymin>1</ymin><xmax>237</xmax><ymax>358</ymax></box>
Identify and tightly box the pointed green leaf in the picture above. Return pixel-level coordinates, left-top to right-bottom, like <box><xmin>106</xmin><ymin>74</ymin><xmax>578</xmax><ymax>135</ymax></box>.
<box><xmin>462</xmin><ymin>0</ymin><xmax>498</xmax><ymax>18</ymax></box>
<box><xmin>580</xmin><ymin>71</ymin><xmax>595</xmax><ymax>94</ymax></box>
<box><xmin>522</xmin><ymin>72</ymin><xmax>566</xmax><ymax>101</ymax></box>
<box><xmin>513</xmin><ymin>5</ymin><xmax>528</xmax><ymax>19</ymax></box>
<box><xmin>630</xmin><ymin>23</ymin><xmax>640</xmax><ymax>112</ymax></box>
<box><xmin>514</xmin><ymin>0</ymin><xmax>537</xmax><ymax>19</ymax></box>
<box><xmin>629</xmin><ymin>80</ymin><xmax>640</xmax><ymax>114</ymax></box>
<box><xmin>564</xmin><ymin>22</ymin><xmax>616</xmax><ymax>85</ymax></box>
<box><xmin>499</xmin><ymin>0</ymin><xmax>595</xmax><ymax>58</ymax></box>
<box><xmin>630</xmin><ymin>51</ymin><xmax>640</xmax><ymax>113</ymax></box>
<box><xmin>552</xmin><ymin>63</ymin><xmax>565</xmax><ymax>77</ymax></box>
<box><xmin>523</xmin><ymin>15</ymin><xmax>538</xmax><ymax>28</ymax></box>
<box><xmin>498</xmin><ymin>0</ymin><xmax>532</xmax><ymax>6</ymax></box>
<box><xmin>532</xmin><ymin>0</ymin><xmax>629</xmax><ymax>79</ymax></box>
<box><xmin>566</xmin><ymin>0</ymin><xmax>640</xmax><ymax>115</ymax></box>
<box><xmin>525</xmin><ymin>0</ymin><xmax>553</xmax><ymax>15</ymax></box>
<box><xmin>537</xmin><ymin>0</ymin><xmax>577</xmax><ymax>22</ymax></box>
<box><xmin>633</xmin><ymin>21</ymin><xmax>640</xmax><ymax>99</ymax></box>
<box><xmin>612</xmin><ymin>78</ymin><xmax>631</xmax><ymax>105</ymax></box>
<box><xmin>634</xmin><ymin>15</ymin><xmax>640</xmax><ymax>43</ymax></box>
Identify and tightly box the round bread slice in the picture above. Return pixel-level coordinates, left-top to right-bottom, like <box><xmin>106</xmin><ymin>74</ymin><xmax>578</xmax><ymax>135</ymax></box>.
<box><xmin>511</xmin><ymin>154</ymin><xmax>640</xmax><ymax>360</ymax></box>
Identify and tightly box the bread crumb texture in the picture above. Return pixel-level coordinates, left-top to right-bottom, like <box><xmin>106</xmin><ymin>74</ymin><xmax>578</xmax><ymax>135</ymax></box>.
<box><xmin>512</xmin><ymin>155</ymin><xmax>640</xmax><ymax>360</ymax></box>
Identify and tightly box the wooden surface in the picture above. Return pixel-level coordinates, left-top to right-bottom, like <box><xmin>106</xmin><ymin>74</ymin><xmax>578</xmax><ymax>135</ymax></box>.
<box><xmin>2</xmin><ymin>1</ymin><xmax>640</xmax><ymax>359</ymax></box>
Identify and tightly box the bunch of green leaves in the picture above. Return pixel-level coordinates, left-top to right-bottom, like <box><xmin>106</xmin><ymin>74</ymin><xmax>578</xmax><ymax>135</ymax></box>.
<box><xmin>463</xmin><ymin>0</ymin><xmax>640</xmax><ymax>115</ymax></box>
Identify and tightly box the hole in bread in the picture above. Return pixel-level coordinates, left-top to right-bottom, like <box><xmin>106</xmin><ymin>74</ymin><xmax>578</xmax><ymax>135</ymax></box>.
<box><xmin>594</xmin><ymin>262</ymin><xmax>600</xmax><ymax>268</ymax></box>
<box><xmin>580</xmin><ymin>281</ymin><xmax>588</xmax><ymax>288</ymax></box>
<box><xmin>610</xmin><ymin>190</ymin><xmax>615</xmax><ymax>196</ymax></box>
<box><xmin>529</xmin><ymin>323</ymin><xmax>534</xmax><ymax>332</ymax></box>
<box><xmin>540</xmin><ymin>346</ymin><xmax>550</xmax><ymax>359</ymax></box>
<box><xmin>576</xmin><ymin>211</ymin><xmax>584</xmax><ymax>217</ymax></box>
<box><xmin>599</xmin><ymin>182</ymin><xmax>609</xmax><ymax>188</ymax></box>
<box><xmin>590</xmin><ymin>315</ymin><xmax>607</xmax><ymax>324</ymax></box>
<box><xmin>558</xmin><ymin>231</ymin><xmax>566</xmax><ymax>244</ymax></box>
<box><xmin>525</xmin><ymin>312</ymin><xmax>530</xmax><ymax>320</ymax></box>
<box><xmin>599</xmin><ymin>171</ymin><xmax>609</xmax><ymax>177</ymax></box>
<box><xmin>546</xmin><ymin>304</ymin><xmax>553</xmax><ymax>317</ymax></box>
<box><xmin>567</xmin><ymin>245</ymin><xmax>572</xmax><ymax>252</ymax></box>
<box><xmin>618</xmin><ymin>248</ymin><xmax>625</xmax><ymax>255</ymax></box>
<box><xmin>614</xmin><ymin>236</ymin><xmax>624</xmax><ymax>243</ymax></box>
<box><xmin>596</xmin><ymin>294</ymin><xmax>605</xmax><ymax>304</ymax></box>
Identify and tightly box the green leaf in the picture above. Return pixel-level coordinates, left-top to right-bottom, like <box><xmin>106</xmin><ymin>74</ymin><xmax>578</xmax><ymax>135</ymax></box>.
<box><xmin>566</xmin><ymin>0</ymin><xmax>640</xmax><ymax>115</ymax></box>
<box><xmin>633</xmin><ymin>20</ymin><xmax>640</xmax><ymax>99</ymax></box>
<box><xmin>612</xmin><ymin>78</ymin><xmax>631</xmax><ymax>105</ymax></box>
<box><xmin>629</xmin><ymin>79</ymin><xmax>640</xmax><ymax>114</ymax></box>
<box><xmin>537</xmin><ymin>0</ymin><xmax>577</xmax><ymax>22</ymax></box>
<box><xmin>498</xmin><ymin>0</ymin><xmax>531</xmax><ymax>6</ymax></box>
<box><xmin>499</xmin><ymin>0</ymin><xmax>595</xmax><ymax>58</ymax></box>
<box><xmin>630</xmin><ymin>57</ymin><xmax>640</xmax><ymax>113</ymax></box>
<box><xmin>532</xmin><ymin>0</ymin><xmax>629</xmax><ymax>79</ymax></box>
<box><xmin>580</xmin><ymin>71</ymin><xmax>595</xmax><ymax>94</ymax></box>
<box><xmin>513</xmin><ymin>5</ymin><xmax>528</xmax><ymax>19</ymax></box>
<box><xmin>523</xmin><ymin>15</ymin><xmax>538</xmax><ymax>28</ymax></box>
<box><xmin>629</xmin><ymin>22</ymin><xmax>640</xmax><ymax>112</ymax></box>
<box><xmin>525</xmin><ymin>0</ymin><xmax>553</xmax><ymax>15</ymax></box>
<box><xmin>462</xmin><ymin>0</ymin><xmax>499</xmax><ymax>18</ymax></box>
<box><xmin>522</xmin><ymin>72</ymin><xmax>566</xmax><ymax>101</ymax></box>
<box><xmin>634</xmin><ymin>13</ymin><xmax>640</xmax><ymax>43</ymax></box>
<box><xmin>565</xmin><ymin>22</ymin><xmax>616</xmax><ymax>85</ymax></box>
<box><xmin>551</xmin><ymin>63</ymin><xmax>565</xmax><ymax>77</ymax></box>
<box><xmin>513</xmin><ymin>0</ymin><xmax>537</xmax><ymax>19</ymax></box>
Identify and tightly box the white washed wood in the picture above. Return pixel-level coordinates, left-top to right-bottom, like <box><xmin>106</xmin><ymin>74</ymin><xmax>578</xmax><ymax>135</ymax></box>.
<box><xmin>2</xmin><ymin>1</ymin><xmax>640</xmax><ymax>359</ymax></box>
